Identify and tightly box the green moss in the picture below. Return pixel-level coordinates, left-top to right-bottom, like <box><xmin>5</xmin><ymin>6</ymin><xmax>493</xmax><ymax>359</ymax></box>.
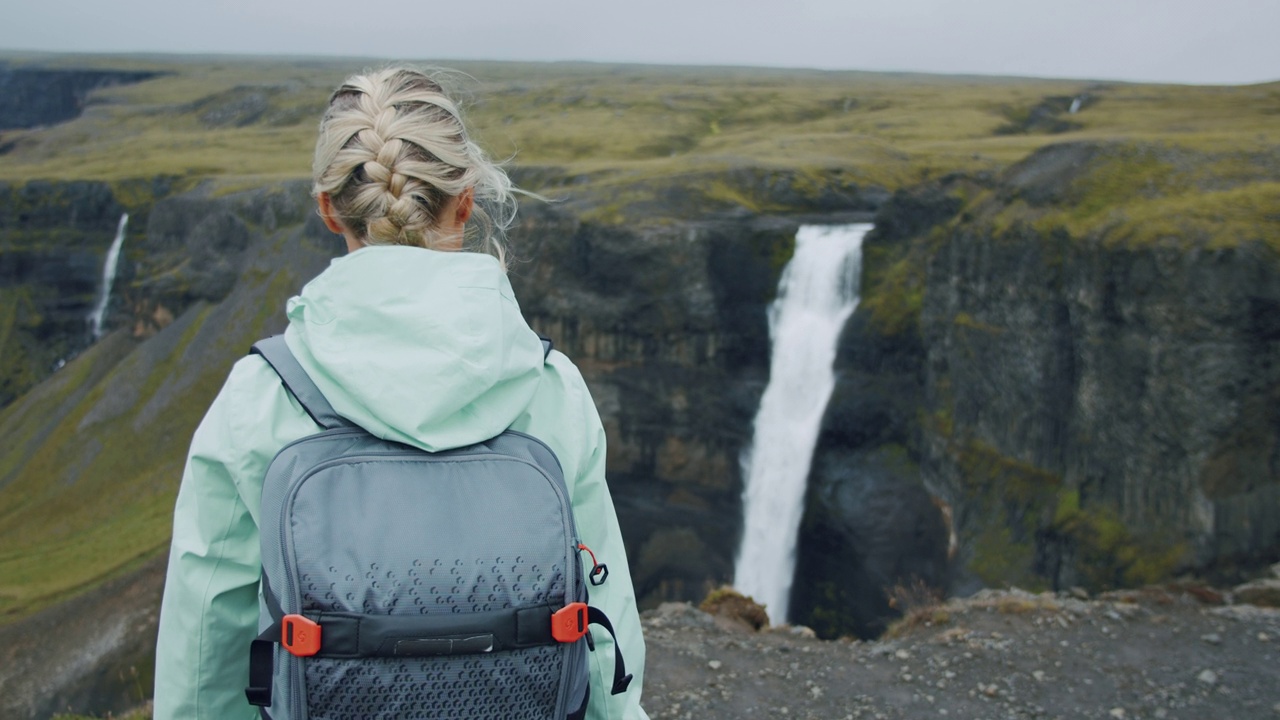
<box><xmin>700</xmin><ymin>178</ymin><xmax>766</xmax><ymax>213</ymax></box>
<box><xmin>928</xmin><ymin>406</ymin><xmax>955</xmax><ymax>438</ymax></box>
<box><xmin>1041</xmin><ymin>145</ymin><xmax>1185</xmax><ymax>225</ymax></box>
<box><xmin>950</xmin><ymin>439</ymin><xmax>1061</xmax><ymax>590</ymax></box>
<box><xmin>0</xmin><ymin>287</ymin><xmax>48</xmax><ymax>407</ymax></box>
<box><xmin>953</xmin><ymin>312</ymin><xmax>1005</xmax><ymax>334</ymax></box>
<box><xmin>1104</xmin><ymin>182</ymin><xmax>1280</xmax><ymax>252</ymax></box>
<box><xmin>975</xmin><ymin>143</ymin><xmax>1280</xmax><ymax>252</ymax></box>
<box><xmin>803</xmin><ymin>580</ymin><xmax>858</xmax><ymax>639</ymax></box>
<box><xmin>969</xmin><ymin>523</ymin><xmax>1039</xmax><ymax>590</ymax></box>
<box><xmin>106</xmin><ymin>175</ymin><xmax>193</xmax><ymax>214</ymax></box>
<box><xmin>1050</xmin><ymin>489</ymin><xmax>1187</xmax><ymax>588</ymax></box>
<box><xmin>860</xmin><ymin>248</ymin><xmax>925</xmax><ymax>336</ymax></box>
<box><xmin>954</xmin><ymin>448</ymin><xmax>1187</xmax><ymax>591</ymax></box>
<box><xmin>769</xmin><ymin>231</ymin><xmax>797</xmax><ymax>274</ymax></box>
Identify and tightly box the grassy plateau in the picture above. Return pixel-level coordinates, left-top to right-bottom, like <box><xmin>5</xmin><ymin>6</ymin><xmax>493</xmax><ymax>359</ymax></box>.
<box><xmin>0</xmin><ymin>51</ymin><xmax>1277</xmax><ymax>626</ymax></box>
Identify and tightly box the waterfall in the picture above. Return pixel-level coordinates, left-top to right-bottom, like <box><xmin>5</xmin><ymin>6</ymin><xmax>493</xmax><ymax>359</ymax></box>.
<box><xmin>88</xmin><ymin>213</ymin><xmax>128</xmax><ymax>340</ymax></box>
<box><xmin>733</xmin><ymin>223</ymin><xmax>871</xmax><ymax>624</ymax></box>
<box><xmin>1069</xmin><ymin>96</ymin><xmax>1082</xmax><ymax>114</ymax></box>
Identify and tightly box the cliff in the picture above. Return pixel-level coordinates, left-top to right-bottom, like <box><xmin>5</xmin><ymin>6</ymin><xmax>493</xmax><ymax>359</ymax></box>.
<box><xmin>794</xmin><ymin>142</ymin><xmax>1280</xmax><ymax>642</ymax></box>
<box><xmin>1</xmin><ymin>180</ymin><xmax>150</xmax><ymax>407</ymax></box>
<box><xmin>921</xmin><ymin>142</ymin><xmax>1280</xmax><ymax>591</ymax></box>
<box><xmin>0</xmin><ymin>65</ymin><xmax>161</xmax><ymax>131</ymax></box>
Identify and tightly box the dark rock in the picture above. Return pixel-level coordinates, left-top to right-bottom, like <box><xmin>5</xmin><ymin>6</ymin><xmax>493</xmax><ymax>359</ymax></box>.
<box><xmin>0</xmin><ymin>180</ymin><xmax>131</xmax><ymax>407</ymax></box>
<box><xmin>1233</xmin><ymin>579</ymin><xmax>1280</xmax><ymax>607</ymax></box>
<box><xmin>791</xmin><ymin>445</ymin><xmax>950</xmax><ymax>639</ymax></box>
<box><xmin>994</xmin><ymin>95</ymin><xmax>1089</xmax><ymax>136</ymax></box>
<box><xmin>508</xmin><ymin>202</ymin><xmax>807</xmax><ymax>609</ymax></box>
<box><xmin>134</xmin><ymin>184</ymin><xmax>317</xmax><ymax>309</ymax></box>
<box><xmin>0</xmin><ymin>65</ymin><xmax>161</xmax><ymax>130</ymax></box>
<box><xmin>912</xmin><ymin>143</ymin><xmax>1280</xmax><ymax>591</ymax></box>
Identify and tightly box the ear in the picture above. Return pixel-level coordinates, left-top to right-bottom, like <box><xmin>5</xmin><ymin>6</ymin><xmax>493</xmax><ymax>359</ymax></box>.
<box><xmin>316</xmin><ymin>192</ymin><xmax>347</xmax><ymax>235</ymax></box>
<box><xmin>455</xmin><ymin>187</ymin><xmax>475</xmax><ymax>224</ymax></box>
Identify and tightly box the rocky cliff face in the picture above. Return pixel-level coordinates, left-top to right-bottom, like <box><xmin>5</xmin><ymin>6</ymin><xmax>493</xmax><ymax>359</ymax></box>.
<box><xmin>0</xmin><ymin>180</ymin><xmax>136</xmax><ymax>407</ymax></box>
<box><xmin>508</xmin><ymin>204</ymin><xmax>806</xmax><ymax>608</ymax></box>
<box><xmin>803</xmin><ymin>143</ymin><xmax>1280</xmax><ymax>628</ymax></box>
<box><xmin>922</xmin><ymin>204</ymin><xmax>1280</xmax><ymax>591</ymax></box>
<box><xmin>0</xmin><ymin>66</ymin><xmax>161</xmax><ymax>131</ymax></box>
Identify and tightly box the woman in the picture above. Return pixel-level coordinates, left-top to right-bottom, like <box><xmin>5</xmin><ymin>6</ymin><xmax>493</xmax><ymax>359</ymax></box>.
<box><xmin>154</xmin><ymin>67</ymin><xmax>648</xmax><ymax>719</ymax></box>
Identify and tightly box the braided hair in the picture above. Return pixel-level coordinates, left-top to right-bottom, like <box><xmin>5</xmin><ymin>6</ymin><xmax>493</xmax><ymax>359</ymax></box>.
<box><xmin>312</xmin><ymin>67</ymin><xmax>517</xmax><ymax>267</ymax></box>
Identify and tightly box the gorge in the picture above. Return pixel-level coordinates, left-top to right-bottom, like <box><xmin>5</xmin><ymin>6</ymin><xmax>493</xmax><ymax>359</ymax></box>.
<box><xmin>0</xmin><ymin>58</ymin><xmax>1277</xmax><ymax>718</ymax></box>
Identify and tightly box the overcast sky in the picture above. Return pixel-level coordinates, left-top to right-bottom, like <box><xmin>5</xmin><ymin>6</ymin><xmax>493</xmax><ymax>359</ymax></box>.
<box><xmin>3</xmin><ymin>0</ymin><xmax>1277</xmax><ymax>85</ymax></box>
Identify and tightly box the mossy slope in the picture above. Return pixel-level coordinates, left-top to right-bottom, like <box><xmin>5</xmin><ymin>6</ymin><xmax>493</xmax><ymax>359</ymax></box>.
<box><xmin>0</xmin><ymin>186</ymin><xmax>336</xmax><ymax>623</ymax></box>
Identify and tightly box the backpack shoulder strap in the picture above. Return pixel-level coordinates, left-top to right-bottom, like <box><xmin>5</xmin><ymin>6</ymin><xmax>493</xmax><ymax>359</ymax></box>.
<box><xmin>250</xmin><ymin>335</ymin><xmax>353</xmax><ymax>430</ymax></box>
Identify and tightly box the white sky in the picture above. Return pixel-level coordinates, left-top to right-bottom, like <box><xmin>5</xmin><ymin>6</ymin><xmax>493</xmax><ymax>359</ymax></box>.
<box><xmin>2</xmin><ymin>0</ymin><xmax>1278</xmax><ymax>85</ymax></box>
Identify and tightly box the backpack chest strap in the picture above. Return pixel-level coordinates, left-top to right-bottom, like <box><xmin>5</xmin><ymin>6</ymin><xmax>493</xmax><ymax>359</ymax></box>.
<box><xmin>274</xmin><ymin>604</ymin><xmax>569</xmax><ymax>659</ymax></box>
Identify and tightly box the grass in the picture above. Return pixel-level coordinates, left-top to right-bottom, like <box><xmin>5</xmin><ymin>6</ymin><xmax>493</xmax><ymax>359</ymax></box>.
<box><xmin>883</xmin><ymin>579</ymin><xmax>949</xmax><ymax>638</ymax></box>
<box><xmin>964</xmin><ymin>141</ymin><xmax>1280</xmax><ymax>249</ymax></box>
<box><xmin>0</xmin><ymin>200</ymin><xmax>317</xmax><ymax>621</ymax></box>
<box><xmin>2</xmin><ymin>55</ymin><xmax>1274</xmax><ymax>205</ymax></box>
<box><xmin>699</xmin><ymin>585</ymin><xmax>770</xmax><ymax>630</ymax></box>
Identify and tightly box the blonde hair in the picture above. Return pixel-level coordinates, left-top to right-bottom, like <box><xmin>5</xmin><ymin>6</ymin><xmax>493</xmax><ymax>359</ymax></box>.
<box><xmin>312</xmin><ymin>67</ymin><xmax>517</xmax><ymax>267</ymax></box>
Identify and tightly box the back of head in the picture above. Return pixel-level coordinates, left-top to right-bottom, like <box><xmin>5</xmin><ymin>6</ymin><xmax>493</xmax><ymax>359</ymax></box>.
<box><xmin>312</xmin><ymin>67</ymin><xmax>516</xmax><ymax>266</ymax></box>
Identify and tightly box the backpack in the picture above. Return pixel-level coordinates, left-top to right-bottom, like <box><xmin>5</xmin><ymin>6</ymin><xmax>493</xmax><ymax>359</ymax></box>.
<box><xmin>243</xmin><ymin>335</ymin><xmax>632</xmax><ymax>720</ymax></box>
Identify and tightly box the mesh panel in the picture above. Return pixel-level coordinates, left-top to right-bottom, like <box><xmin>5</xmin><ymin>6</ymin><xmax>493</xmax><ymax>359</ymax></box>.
<box><xmin>300</xmin><ymin>557</ymin><xmax>566</xmax><ymax>615</ymax></box>
<box><xmin>305</xmin><ymin>647</ymin><xmax>563</xmax><ymax>720</ymax></box>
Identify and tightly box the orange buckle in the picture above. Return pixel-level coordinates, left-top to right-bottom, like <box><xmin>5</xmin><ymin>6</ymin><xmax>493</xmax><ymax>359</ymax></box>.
<box><xmin>551</xmin><ymin>602</ymin><xmax>589</xmax><ymax>643</ymax></box>
<box><xmin>282</xmin><ymin>614</ymin><xmax>322</xmax><ymax>657</ymax></box>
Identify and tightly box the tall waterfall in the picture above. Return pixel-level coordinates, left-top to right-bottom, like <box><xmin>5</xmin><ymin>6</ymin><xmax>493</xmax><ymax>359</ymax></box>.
<box><xmin>733</xmin><ymin>223</ymin><xmax>871</xmax><ymax>624</ymax></box>
<box><xmin>88</xmin><ymin>213</ymin><xmax>128</xmax><ymax>340</ymax></box>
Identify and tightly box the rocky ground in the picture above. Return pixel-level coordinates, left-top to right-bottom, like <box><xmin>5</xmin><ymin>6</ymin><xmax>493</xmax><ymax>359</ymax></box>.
<box><xmin>14</xmin><ymin>565</ymin><xmax>1280</xmax><ymax>720</ymax></box>
<box><xmin>641</xmin><ymin>581</ymin><xmax>1280</xmax><ymax>720</ymax></box>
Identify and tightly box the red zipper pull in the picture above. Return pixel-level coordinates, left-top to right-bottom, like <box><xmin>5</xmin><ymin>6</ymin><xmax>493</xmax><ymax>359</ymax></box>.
<box><xmin>577</xmin><ymin>543</ymin><xmax>609</xmax><ymax>586</ymax></box>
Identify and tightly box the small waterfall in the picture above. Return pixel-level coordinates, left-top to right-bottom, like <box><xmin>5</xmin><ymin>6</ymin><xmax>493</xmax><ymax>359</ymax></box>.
<box><xmin>88</xmin><ymin>213</ymin><xmax>128</xmax><ymax>340</ymax></box>
<box><xmin>1069</xmin><ymin>96</ymin><xmax>1083</xmax><ymax>114</ymax></box>
<box><xmin>733</xmin><ymin>223</ymin><xmax>871</xmax><ymax>624</ymax></box>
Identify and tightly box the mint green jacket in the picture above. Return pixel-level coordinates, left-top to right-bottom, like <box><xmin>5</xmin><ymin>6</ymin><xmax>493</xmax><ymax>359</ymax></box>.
<box><xmin>154</xmin><ymin>246</ymin><xmax>648</xmax><ymax>719</ymax></box>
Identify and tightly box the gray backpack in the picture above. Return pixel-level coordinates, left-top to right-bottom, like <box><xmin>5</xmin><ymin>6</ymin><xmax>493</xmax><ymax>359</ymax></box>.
<box><xmin>244</xmin><ymin>335</ymin><xmax>631</xmax><ymax>720</ymax></box>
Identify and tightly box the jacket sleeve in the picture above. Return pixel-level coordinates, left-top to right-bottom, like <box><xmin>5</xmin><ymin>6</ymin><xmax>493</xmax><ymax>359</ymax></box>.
<box><xmin>559</xmin><ymin>362</ymin><xmax>651</xmax><ymax>720</ymax></box>
<box><xmin>153</xmin><ymin>358</ymin><xmax>318</xmax><ymax>719</ymax></box>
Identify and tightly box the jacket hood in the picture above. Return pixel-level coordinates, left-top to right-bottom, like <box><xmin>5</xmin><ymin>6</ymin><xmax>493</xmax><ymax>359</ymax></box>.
<box><xmin>282</xmin><ymin>245</ymin><xmax>546</xmax><ymax>451</ymax></box>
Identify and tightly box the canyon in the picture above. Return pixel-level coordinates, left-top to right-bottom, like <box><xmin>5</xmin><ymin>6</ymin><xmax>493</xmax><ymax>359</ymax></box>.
<box><xmin>0</xmin><ymin>59</ymin><xmax>1277</xmax><ymax>718</ymax></box>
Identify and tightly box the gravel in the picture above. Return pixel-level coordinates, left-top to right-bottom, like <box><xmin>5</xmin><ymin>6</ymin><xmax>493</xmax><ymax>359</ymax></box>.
<box><xmin>640</xmin><ymin>587</ymin><xmax>1280</xmax><ymax>719</ymax></box>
